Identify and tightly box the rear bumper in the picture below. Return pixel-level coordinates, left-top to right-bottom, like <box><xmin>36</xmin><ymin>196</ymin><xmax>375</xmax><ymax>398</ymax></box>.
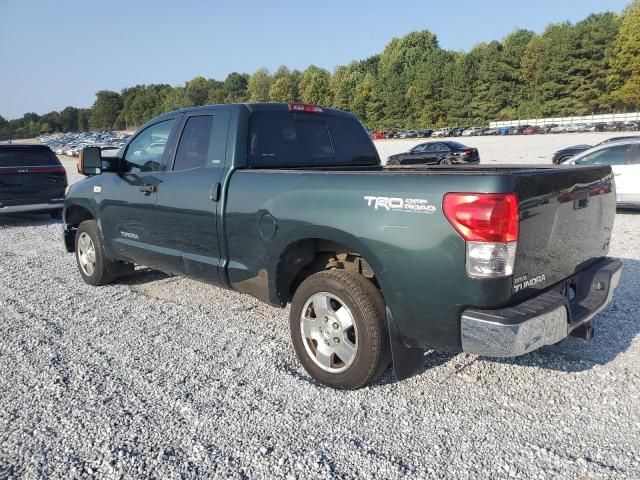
<box><xmin>460</xmin><ymin>258</ymin><xmax>622</xmax><ymax>357</ymax></box>
<box><xmin>0</xmin><ymin>201</ymin><xmax>64</xmax><ymax>214</ymax></box>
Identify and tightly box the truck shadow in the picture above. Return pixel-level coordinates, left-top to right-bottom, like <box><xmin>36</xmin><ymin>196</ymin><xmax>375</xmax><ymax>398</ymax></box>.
<box><xmin>0</xmin><ymin>213</ymin><xmax>61</xmax><ymax>227</ymax></box>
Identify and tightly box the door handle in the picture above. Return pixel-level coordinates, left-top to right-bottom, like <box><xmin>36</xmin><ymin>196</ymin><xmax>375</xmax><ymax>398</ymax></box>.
<box><xmin>210</xmin><ymin>182</ymin><xmax>221</xmax><ymax>202</ymax></box>
<box><xmin>139</xmin><ymin>184</ymin><xmax>157</xmax><ymax>194</ymax></box>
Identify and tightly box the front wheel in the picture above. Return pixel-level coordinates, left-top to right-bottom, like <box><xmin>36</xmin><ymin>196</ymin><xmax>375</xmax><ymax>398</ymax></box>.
<box><xmin>75</xmin><ymin>220</ymin><xmax>116</xmax><ymax>286</ymax></box>
<box><xmin>290</xmin><ymin>270</ymin><xmax>390</xmax><ymax>389</ymax></box>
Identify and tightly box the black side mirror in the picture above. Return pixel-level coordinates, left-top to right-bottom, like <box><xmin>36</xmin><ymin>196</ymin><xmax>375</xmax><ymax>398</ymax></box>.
<box><xmin>81</xmin><ymin>146</ymin><xmax>102</xmax><ymax>176</ymax></box>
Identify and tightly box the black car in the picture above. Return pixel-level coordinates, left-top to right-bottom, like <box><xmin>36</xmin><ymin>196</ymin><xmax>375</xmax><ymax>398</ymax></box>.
<box><xmin>0</xmin><ymin>144</ymin><xmax>68</xmax><ymax>218</ymax></box>
<box><xmin>552</xmin><ymin>135</ymin><xmax>640</xmax><ymax>164</ymax></box>
<box><xmin>417</xmin><ymin>129</ymin><xmax>433</xmax><ymax>138</ymax></box>
<box><xmin>386</xmin><ymin>141</ymin><xmax>480</xmax><ymax>166</ymax></box>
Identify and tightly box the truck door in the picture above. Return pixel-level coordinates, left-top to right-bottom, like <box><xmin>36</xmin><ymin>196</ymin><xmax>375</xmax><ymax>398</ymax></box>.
<box><xmin>152</xmin><ymin>110</ymin><xmax>231</xmax><ymax>284</ymax></box>
<box><xmin>99</xmin><ymin>117</ymin><xmax>179</xmax><ymax>263</ymax></box>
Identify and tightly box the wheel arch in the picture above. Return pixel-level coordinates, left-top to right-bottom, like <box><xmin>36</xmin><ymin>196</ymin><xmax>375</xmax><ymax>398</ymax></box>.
<box><xmin>274</xmin><ymin>235</ymin><xmax>385</xmax><ymax>306</ymax></box>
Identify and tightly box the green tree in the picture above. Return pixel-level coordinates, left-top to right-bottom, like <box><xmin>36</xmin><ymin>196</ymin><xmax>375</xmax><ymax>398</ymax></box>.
<box><xmin>89</xmin><ymin>90</ymin><xmax>123</xmax><ymax>130</ymax></box>
<box><xmin>299</xmin><ymin>65</ymin><xmax>331</xmax><ymax>105</ymax></box>
<box><xmin>608</xmin><ymin>0</ymin><xmax>640</xmax><ymax>109</ymax></box>
<box><xmin>247</xmin><ymin>68</ymin><xmax>274</xmax><ymax>102</ymax></box>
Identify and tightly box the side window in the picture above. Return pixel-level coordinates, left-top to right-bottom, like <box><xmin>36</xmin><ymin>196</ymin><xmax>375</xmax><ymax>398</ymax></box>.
<box><xmin>424</xmin><ymin>143</ymin><xmax>441</xmax><ymax>153</ymax></box>
<box><xmin>122</xmin><ymin>119</ymin><xmax>175</xmax><ymax>173</ymax></box>
<box><xmin>173</xmin><ymin>116</ymin><xmax>215</xmax><ymax>171</ymax></box>
<box><xmin>411</xmin><ymin>144</ymin><xmax>427</xmax><ymax>153</ymax></box>
<box><xmin>629</xmin><ymin>146</ymin><xmax>640</xmax><ymax>165</ymax></box>
<box><xmin>577</xmin><ymin>145</ymin><xmax>631</xmax><ymax>166</ymax></box>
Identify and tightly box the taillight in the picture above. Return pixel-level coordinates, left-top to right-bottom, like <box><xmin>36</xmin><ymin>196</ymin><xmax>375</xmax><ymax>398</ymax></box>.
<box><xmin>443</xmin><ymin>193</ymin><xmax>519</xmax><ymax>278</ymax></box>
<box><xmin>463</xmin><ymin>149</ymin><xmax>474</xmax><ymax>156</ymax></box>
<box><xmin>288</xmin><ymin>102</ymin><xmax>323</xmax><ymax>113</ymax></box>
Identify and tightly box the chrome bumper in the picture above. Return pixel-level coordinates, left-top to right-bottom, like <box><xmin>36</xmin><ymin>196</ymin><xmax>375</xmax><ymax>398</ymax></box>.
<box><xmin>0</xmin><ymin>202</ymin><xmax>63</xmax><ymax>214</ymax></box>
<box><xmin>461</xmin><ymin>259</ymin><xmax>622</xmax><ymax>357</ymax></box>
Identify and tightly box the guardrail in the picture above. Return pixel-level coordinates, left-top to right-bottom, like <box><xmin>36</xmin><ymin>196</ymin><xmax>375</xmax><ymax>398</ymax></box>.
<box><xmin>490</xmin><ymin>112</ymin><xmax>640</xmax><ymax>128</ymax></box>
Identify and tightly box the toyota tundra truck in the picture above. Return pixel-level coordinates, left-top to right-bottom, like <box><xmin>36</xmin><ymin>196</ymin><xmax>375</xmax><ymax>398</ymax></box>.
<box><xmin>63</xmin><ymin>102</ymin><xmax>621</xmax><ymax>389</ymax></box>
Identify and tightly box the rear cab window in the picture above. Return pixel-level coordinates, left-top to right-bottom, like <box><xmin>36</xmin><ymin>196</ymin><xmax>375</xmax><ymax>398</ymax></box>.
<box><xmin>0</xmin><ymin>147</ymin><xmax>61</xmax><ymax>167</ymax></box>
<box><xmin>248</xmin><ymin>112</ymin><xmax>378</xmax><ymax>167</ymax></box>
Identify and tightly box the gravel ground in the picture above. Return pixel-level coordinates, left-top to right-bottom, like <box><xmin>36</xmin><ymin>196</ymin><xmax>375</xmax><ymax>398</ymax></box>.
<box><xmin>1</xmin><ymin>134</ymin><xmax>639</xmax><ymax>479</ymax></box>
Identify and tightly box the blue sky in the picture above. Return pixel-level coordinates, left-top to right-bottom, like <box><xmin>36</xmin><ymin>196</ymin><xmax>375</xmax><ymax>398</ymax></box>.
<box><xmin>0</xmin><ymin>0</ymin><xmax>631</xmax><ymax>119</ymax></box>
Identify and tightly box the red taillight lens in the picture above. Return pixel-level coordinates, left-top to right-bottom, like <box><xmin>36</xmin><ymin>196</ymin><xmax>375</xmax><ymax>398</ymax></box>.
<box><xmin>463</xmin><ymin>149</ymin><xmax>474</xmax><ymax>156</ymax></box>
<box><xmin>443</xmin><ymin>193</ymin><xmax>519</xmax><ymax>242</ymax></box>
<box><xmin>288</xmin><ymin>102</ymin><xmax>323</xmax><ymax>113</ymax></box>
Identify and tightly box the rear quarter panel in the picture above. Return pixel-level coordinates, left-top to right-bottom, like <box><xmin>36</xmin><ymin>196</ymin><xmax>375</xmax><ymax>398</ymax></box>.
<box><xmin>224</xmin><ymin>169</ymin><xmax>516</xmax><ymax>351</ymax></box>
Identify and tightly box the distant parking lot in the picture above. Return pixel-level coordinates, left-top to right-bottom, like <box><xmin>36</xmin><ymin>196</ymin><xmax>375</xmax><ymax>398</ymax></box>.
<box><xmin>1</xmin><ymin>133</ymin><xmax>639</xmax><ymax>479</ymax></box>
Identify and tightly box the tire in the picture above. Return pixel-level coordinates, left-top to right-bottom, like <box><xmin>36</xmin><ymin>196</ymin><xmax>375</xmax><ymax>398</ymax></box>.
<box><xmin>290</xmin><ymin>270</ymin><xmax>390</xmax><ymax>389</ymax></box>
<box><xmin>75</xmin><ymin>220</ymin><xmax>116</xmax><ymax>286</ymax></box>
<box><xmin>439</xmin><ymin>157</ymin><xmax>452</xmax><ymax>165</ymax></box>
<box><xmin>49</xmin><ymin>210</ymin><xmax>62</xmax><ymax>220</ymax></box>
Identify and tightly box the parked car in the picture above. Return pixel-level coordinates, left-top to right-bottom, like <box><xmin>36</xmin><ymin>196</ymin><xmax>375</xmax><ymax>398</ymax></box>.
<box><xmin>0</xmin><ymin>144</ymin><xmax>68</xmax><ymax>218</ymax></box>
<box><xmin>498</xmin><ymin>126</ymin><xmax>514</xmax><ymax>135</ymax></box>
<box><xmin>399</xmin><ymin>130</ymin><xmax>418</xmax><ymax>139</ymax></box>
<box><xmin>481</xmin><ymin>127</ymin><xmax>500</xmax><ymax>136</ymax></box>
<box><xmin>432</xmin><ymin>128</ymin><xmax>451</xmax><ymax>138</ymax></box>
<box><xmin>385</xmin><ymin>131</ymin><xmax>397</xmax><ymax>139</ymax></box>
<box><xmin>560</xmin><ymin>138</ymin><xmax>640</xmax><ymax>209</ymax></box>
<box><xmin>552</xmin><ymin>136</ymin><xmax>640</xmax><ymax>164</ymax></box>
<box><xmin>417</xmin><ymin>129</ymin><xmax>433</xmax><ymax>138</ymax></box>
<box><xmin>522</xmin><ymin>126</ymin><xmax>542</xmax><ymax>135</ymax></box>
<box><xmin>462</xmin><ymin>127</ymin><xmax>483</xmax><ymax>136</ymax></box>
<box><xmin>387</xmin><ymin>141</ymin><xmax>480</xmax><ymax>166</ymax></box>
<box><xmin>370</xmin><ymin>131</ymin><xmax>386</xmax><ymax>140</ymax></box>
<box><xmin>64</xmin><ymin>102</ymin><xmax>621</xmax><ymax>389</ymax></box>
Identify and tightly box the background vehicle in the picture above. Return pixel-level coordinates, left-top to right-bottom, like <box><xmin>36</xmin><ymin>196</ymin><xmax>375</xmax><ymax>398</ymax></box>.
<box><xmin>552</xmin><ymin>135</ymin><xmax>640</xmax><ymax>164</ymax></box>
<box><xmin>417</xmin><ymin>129</ymin><xmax>433</xmax><ymax>138</ymax></box>
<box><xmin>64</xmin><ymin>102</ymin><xmax>620</xmax><ymax>389</ymax></box>
<box><xmin>386</xmin><ymin>141</ymin><xmax>479</xmax><ymax>165</ymax></box>
<box><xmin>561</xmin><ymin>138</ymin><xmax>640</xmax><ymax>208</ymax></box>
<box><xmin>0</xmin><ymin>144</ymin><xmax>67</xmax><ymax>218</ymax></box>
<box><xmin>370</xmin><ymin>131</ymin><xmax>386</xmax><ymax>140</ymax></box>
<box><xmin>432</xmin><ymin>128</ymin><xmax>451</xmax><ymax>138</ymax></box>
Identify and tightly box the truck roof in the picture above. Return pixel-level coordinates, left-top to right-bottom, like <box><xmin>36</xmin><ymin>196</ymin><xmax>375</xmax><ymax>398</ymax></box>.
<box><xmin>161</xmin><ymin>102</ymin><xmax>353</xmax><ymax>119</ymax></box>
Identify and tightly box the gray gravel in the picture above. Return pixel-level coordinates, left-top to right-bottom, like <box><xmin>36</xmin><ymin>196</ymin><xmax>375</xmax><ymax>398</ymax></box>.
<box><xmin>1</xmin><ymin>141</ymin><xmax>639</xmax><ymax>479</ymax></box>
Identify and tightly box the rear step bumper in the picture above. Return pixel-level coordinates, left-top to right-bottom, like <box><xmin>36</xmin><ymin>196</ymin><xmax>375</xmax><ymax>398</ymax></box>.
<box><xmin>460</xmin><ymin>258</ymin><xmax>622</xmax><ymax>357</ymax></box>
<box><xmin>0</xmin><ymin>202</ymin><xmax>64</xmax><ymax>214</ymax></box>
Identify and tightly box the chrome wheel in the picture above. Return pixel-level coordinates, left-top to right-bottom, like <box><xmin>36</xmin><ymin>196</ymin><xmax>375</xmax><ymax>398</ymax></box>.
<box><xmin>440</xmin><ymin>157</ymin><xmax>452</xmax><ymax>165</ymax></box>
<box><xmin>300</xmin><ymin>292</ymin><xmax>358</xmax><ymax>373</ymax></box>
<box><xmin>77</xmin><ymin>232</ymin><xmax>96</xmax><ymax>276</ymax></box>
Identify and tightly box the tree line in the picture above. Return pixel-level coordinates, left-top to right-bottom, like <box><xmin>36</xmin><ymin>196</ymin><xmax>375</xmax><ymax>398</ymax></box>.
<box><xmin>2</xmin><ymin>0</ymin><xmax>639</xmax><ymax>139</ymax></box>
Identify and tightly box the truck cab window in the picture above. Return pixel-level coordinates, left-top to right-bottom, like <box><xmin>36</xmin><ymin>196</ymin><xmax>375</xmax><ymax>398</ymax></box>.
<box><xmin>173</xmin><ymin>116</ymin><xmax>215</xmax><ymax>171</ymax></box>
<box><xmin>122</xmin><ymin>119</ymin><xmax>175</xmax><ymax>173</ymax></box>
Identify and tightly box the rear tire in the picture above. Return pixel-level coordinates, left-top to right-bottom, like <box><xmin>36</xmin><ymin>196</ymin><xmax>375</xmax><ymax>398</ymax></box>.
<box><xmin>439</xmin><ymin>157</ymin><xmax>452</xmax><ymax>165</ymax></box>
<box><xmin>75</xmin><ymin>220</ymin><xmax>116</xmax><ymax>286</ymax></box>
<box><xmin>290</xmin><ymin>270</ymin><xmax>390</xmax><ymax>389</ymax></box>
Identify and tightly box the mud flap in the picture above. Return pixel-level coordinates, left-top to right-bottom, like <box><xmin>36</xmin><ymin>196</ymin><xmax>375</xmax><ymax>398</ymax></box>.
<box><xmin>387</xmin><ymin>307</ymin><xmax>425</xmax><ymax>381</ymax></box>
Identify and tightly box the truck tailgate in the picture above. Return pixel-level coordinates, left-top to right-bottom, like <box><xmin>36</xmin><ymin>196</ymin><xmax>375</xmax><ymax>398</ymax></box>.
<box><xmin>512</xmin><ymin>165</ymin><xmax>615</xmax><ymax>298</ymax></box>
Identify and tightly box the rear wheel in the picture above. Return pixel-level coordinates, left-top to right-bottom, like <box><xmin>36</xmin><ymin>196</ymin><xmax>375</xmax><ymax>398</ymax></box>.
<box><xmin>439</xmin><ymin>157</ymin><xmax>452</xmax><ymax>165</ymax></box>
<box><xmin>290</xmin><ymin>270</ymin><xmax>390</xmax><ymax>389</ymax></box>
<box><xmin>75</xmin><ymin>220</ymin><xmax>116</xmax><ymax>286</ymax></box>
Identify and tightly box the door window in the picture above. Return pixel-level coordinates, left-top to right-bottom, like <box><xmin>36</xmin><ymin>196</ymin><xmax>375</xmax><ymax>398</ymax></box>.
<box><xmin>411</xmin><ymin>144</ymin><xmax>427</xmax><ymax>153</ymax></box>
<box><xmin>628</xmin><ymin>146</ymin><xmax>640</xmax><ymax>165</ymax></box>
<box><xmin>576</xmin><ymin>145</ymin><xmax>631</xmax><ymax>166</ymax></box>
<box><xmin>122</xmin><ymin>119</ymin><xmax>175</xmax><ymax>173</ymax></box>
<box><xmin>173</xmin><ymin>116</ymin><xmax>215</xmax><ymax>171</ymax></box>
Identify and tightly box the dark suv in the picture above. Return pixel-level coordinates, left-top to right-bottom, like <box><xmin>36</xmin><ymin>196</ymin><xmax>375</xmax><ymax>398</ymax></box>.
<box><xmin>0</xmin><ymin>144</ymin><xmax>68</xmax><ymax>218</ymax></box>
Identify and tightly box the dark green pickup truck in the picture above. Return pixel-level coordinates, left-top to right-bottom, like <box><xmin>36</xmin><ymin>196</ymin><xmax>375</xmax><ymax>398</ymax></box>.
<box><xmin>63</xmin><ymin>103</ymin><xmax>621</xmax><ymax>389</ymax></box>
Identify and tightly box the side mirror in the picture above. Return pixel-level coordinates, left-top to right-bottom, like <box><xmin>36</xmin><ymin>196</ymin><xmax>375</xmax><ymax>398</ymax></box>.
<box><xmin>79</xmin><ymin>146</ymin><xmax>102</xmax><ymax>176</ymax></box>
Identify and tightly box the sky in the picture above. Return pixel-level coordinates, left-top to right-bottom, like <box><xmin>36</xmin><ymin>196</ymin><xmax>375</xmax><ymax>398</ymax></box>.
<box><xmin>0</xmin><ymin>0</ymin><xmax>632</xmax><ymax>119</ymax></box>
